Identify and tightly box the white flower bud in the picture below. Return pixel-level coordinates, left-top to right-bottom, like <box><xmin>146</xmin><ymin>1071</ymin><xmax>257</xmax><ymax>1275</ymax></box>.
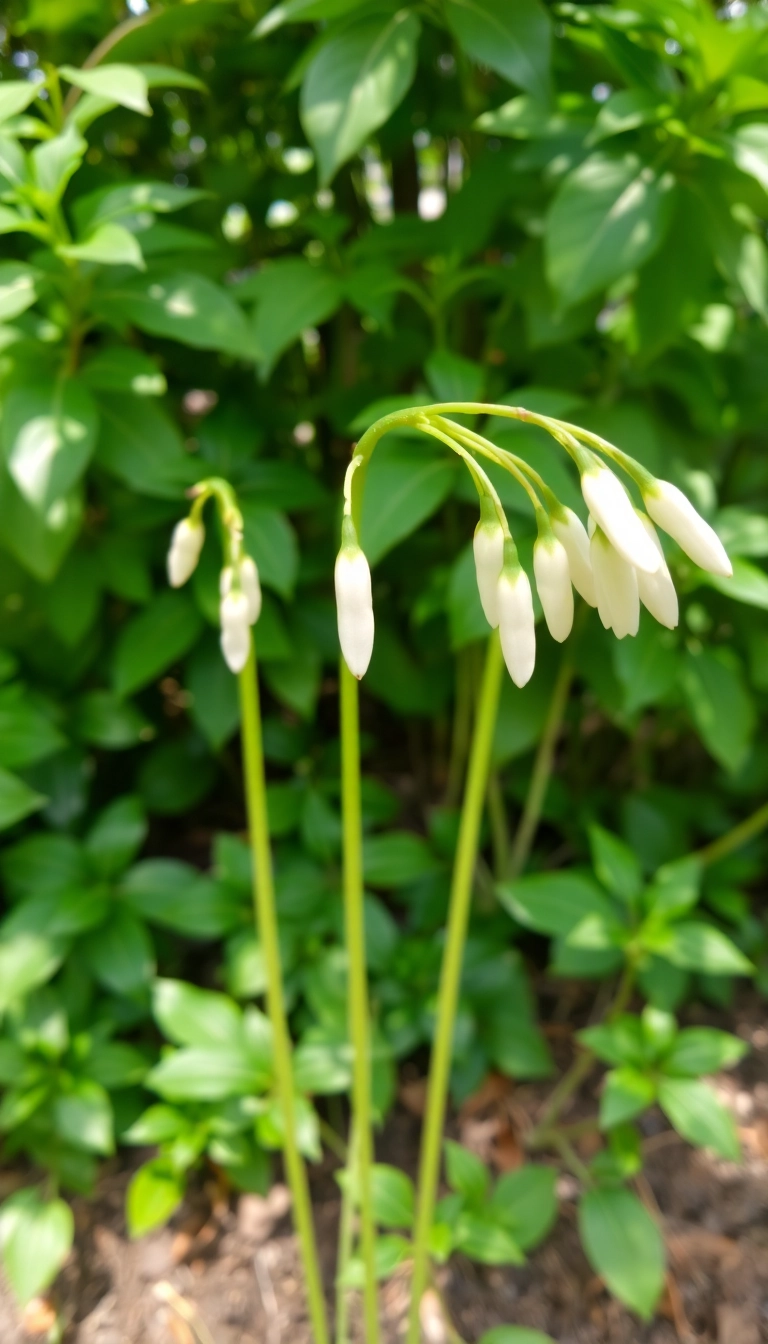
<box><xmin>636</xmin><ymin>513</ymin><xmax>678</xmax><ymax>630</ymax></box>
<box><xmin>239</xmin><ymin>556</ymin><xmax>262</xmax><ymax>625</ymax></box>
<box><xmin>335</xmin><ymin>545</ymin><xmax>374</xmax><ymax>679</ymax></box>
<box><xmin>551</xmin><ymin>507</ymin><xmax>596</xmax><ymax>607</ymax></box>
<box><xmin>167</xmin><ymin>517</ymin><xmax>204</xmax><ymax>588</ymax></box>
<box><xmin>498</xmin><ymin>567</ymin><xmax>536</xmax><ymax>687</ymax></box>
<box><xmin>582</xmin><ymin>463</ymin><xmax>659</xmax><ymax>576</ymax></box>
<box><xmin>643</xmin><ymin>479</ymin><xmax>732</xmax><ymax>577</ymax></box>
<box><xmin>533</xmin><ymin>535</ymin><xmax>574</xmax><ymax>643</ymax></box>
<box><xmin>590</xmin><ymin>528</ymin><xmax>639</xmax><ymax>639</ymax></box>
<box><xmin>220</xmin><ymin>589</ymin><xmax>251</xmax><ymax>673</ymax></box>
<box><xmin>473</xmin><ymin>518</ymin><xmax>504</xmax><ymax>628</ymax></box>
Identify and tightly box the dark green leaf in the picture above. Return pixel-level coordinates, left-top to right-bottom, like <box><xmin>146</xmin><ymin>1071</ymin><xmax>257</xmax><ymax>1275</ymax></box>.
<box><xmin>444</xmin><ymin>0</ymin><xmax>550</xmax><ymax>101</ymax></box>
<box><xmin>679</xmin><ymin>648</ymin><xmax>755</xmax><ymax>773</ymax></box>
<box><xmin>497</xmin><ymin>872</ymin><xmax>615</xmax><ymax>937</ymax></box>
<box><xmin>2</xmin><ymin>380</ymin><xmax>98</xmax><ymax>513</ymax></box>
<box><xmin>657</xmin><ymin>1077</ymin><xmax>740</xmax><ymax>1161</ymax></box>
<box><xmin>239</xmin><ymin>260</ymin><xmax>342</xmax><ymax>380</ymax></box>
<box><xmin>363</xmin><ymin>832</ymin><xmax>441</xmax><ymax>887</ymax></box>
<box><xmin>360</xmin><ymin>436</ymin><xmax>457</xmax><ymax>566</ymax></box>
<box><xmin>589</xmin><ymin>825</ymin><xmax>643</xmax><ymax>906</ymax></box>
<box><xmin>546</xmin><ymin>153</ymin><xmax>676</xmax><ymax>305</ymax></box>
<box><xmin>578</xmin><ymin>1187</ymin><xmax>665</xmax><ymax>1320</ymax></box>
<box><xmin>54</xmin><ymin>1079</ymin><xmax>114</xmax><ymax>1155</ymax></box>
<box><xmin>663</xmin><ymin>1028</ymin><xmax>747</xmax><ymax>1078</ymax></box>
<box><xmin>300</xmin><ymin>11</ymin><xmax>421</xmax><ymax>184</ymax></box>
<box><xmin>444</xmin><ymin>1139</ymin><xmax>489</xmax><ymax>1203</ymax></box>
<box><xmin>112</xmin><ymin>592</ymin><xmax>203</xmax><ymax>697</ymax></box>
<box><xmin>85</xmin><ymin>795</ymin><xmax>147</xmax><ymax>877</ymax></box>
<box><xmin>600</xmin><ymin>1067</ymin><xmax>656</xmax><ymax>1128</ymax></box>
<box><xmin>489</xmin><ymin>1165</ymin><xmax>557</xmax><ymax>1250</ymax></box>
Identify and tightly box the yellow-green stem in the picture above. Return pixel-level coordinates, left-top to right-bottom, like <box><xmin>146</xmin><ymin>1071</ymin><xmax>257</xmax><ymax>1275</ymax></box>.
<box><xmin>238</xmin><ymin>644</ymin><xmax>329</xmax><ymax>1344</ymax></box>
<box><xmin>335</xmin><ymin>1122</ymin><xmax>357</xmax><ymax>1344</ymax></box>
<box><xmin>507</xmin><ymin>650</ymin><xmax>575</xmax><ymax>879</ymax></box>
<box><xmin>696</xmin><ymin>799</ymin><xmax>768</xmax><ymax>867</ymax></box>
<box><xmin>407</xmin><ymin>631</ymin><xmax>504</xmax><ymax>1344</ymax></box>
<box><xmin>340</xmin><ymin>660</ymin><xmax>380</xmax><ymax>1344</ymax></box>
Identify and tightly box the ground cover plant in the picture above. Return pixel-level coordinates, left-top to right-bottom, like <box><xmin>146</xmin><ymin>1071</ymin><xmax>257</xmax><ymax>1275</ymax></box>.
<box><xmin>0</xmin><ymin>0</ymin><xmax>768</xmax><ymax>1339</ymax></box>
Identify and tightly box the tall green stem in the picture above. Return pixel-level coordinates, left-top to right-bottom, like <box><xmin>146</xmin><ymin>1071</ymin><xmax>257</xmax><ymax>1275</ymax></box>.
<box><xmin>238</xmin><ymin>643</ymin><xmax>329</xmax><ymax>1344</ymax></box>
<box><xmin>507</xmin><ymin>651</ymin><xmax>575</xmax><ymax>879</ymax></box>
<box><xmin>340</xmin><ymin>660</ymin><xmax>380</xmax><ymax>1344</ymax></box>
<box><xmin>696</xmin><ymin>799</ymin><xmax>768</xmax><ymax>866</ymax></box>
<box><xmin>335</xmin><ymin>1123</ymin><xmax>357</xmax><ymax>1344</ymax></box>
<box><xmin>407</xmin><ymin>631</ymin><xmax>504</xmax><ymax>1344</ymax></box>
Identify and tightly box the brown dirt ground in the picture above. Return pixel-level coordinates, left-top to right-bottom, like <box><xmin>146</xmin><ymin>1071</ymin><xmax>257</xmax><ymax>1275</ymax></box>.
<box><xmin>1</xmin><ymin>1000</ymin><xmax>767</xmax><ymax>1344</ymax></box>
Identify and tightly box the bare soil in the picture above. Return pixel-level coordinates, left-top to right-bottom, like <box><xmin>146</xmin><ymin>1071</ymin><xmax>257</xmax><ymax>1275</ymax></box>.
<box><xmin>2</xmin><ymin>1000</ymin><xmax>767</xmax><ymax>1344</ymax></box>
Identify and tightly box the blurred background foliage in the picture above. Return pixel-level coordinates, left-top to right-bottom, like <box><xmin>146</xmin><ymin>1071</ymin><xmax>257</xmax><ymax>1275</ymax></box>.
<box><xmin>1</xmin><ymin>0</ymin><xmax>768</xmax><ymax>1310</ymax></box>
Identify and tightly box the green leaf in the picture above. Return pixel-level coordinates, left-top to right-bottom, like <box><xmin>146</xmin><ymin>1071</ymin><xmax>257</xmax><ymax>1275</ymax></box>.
<box><xmin>497</xmin><ymin>872</ymin><xmax>615</xmax><ymax>937</ymax></box>
<box><xmin>643</xmin><ymin>857</ymin><xmax>701</xmax><ymax>920</ymax></box>
<box><xmin>85</xmin><ymin>795</ymin><xmax>147</xmax><ymax>877</ymax></box>
<box><xmin>73</xmin><ymin>690</ymin><xmax>153</xmax><ymax>750</ymax></box>
<box><xmin>600</xmin><ymin>1067</ymin><xmax>656</xmax><ymax>1128</ymax></box>
<box><xmin>589</xmin><ymin>89</ymin><xmax>671</xmax><ymax>143</ymax></box>
<box><xmin>363</xmin><ymin>832</ymin><xmax>441</xmax><ymax>887</ymax></box>
<box><xmin>679</xmin><ymin>648</ymin><xmax>755</xmax><ymax>773</ymax></box>
<box><xmin>0</xmin><ymin>262</ymin><xmax>39</xmax><ymax>321</ymax></box>
<box><xmin>454</xmin><ymin>1211</ymin><xmax>525</xmax><ymax>1265</ymax></box>
<box><xmin>371</xmin><ymin>1164</ymin><xmax>415</xmax><ymax>1229</ymax></box>
<box><xmin>701</xmin><ymin>556</ymin><xmax>768</xmax><ymax>610</ymax></box>
<box><xmin>59</xmin><ymin>222</ymin><xmax>145</xmax><ymax>270</ymax></box>
<box><xmin>0</xmin><ymin>83</ymin><xmax>42</xmax><ymax>125</ymax></box>
<box><xmin>30</xmin><ymin>124</ymin><xmax>86</xmax><ymax>201</ymax></box>
<box><xmin>2</xmin><ymin>379</ymin><xmax>98</xmax><ymax>513</ymax></box>
<box><xmin>138</xmin><ymin>737</ymin><xmax>218</xmax><ymax>819</ymax></box>
<box><xmin>444</xmin><ymin>1139</ymin><xmax>489</xmax><ymax>1203</ymax></box>
<box><xmin>126</xmin><ymin>1159</ymin><xmax>185</xmax><ymax>1238</ymax></box>
<box><xmin>81</xmin><ymin>347</ymin><xmax>166</xmax><ymax>396</ymax></box>
<box><xmin>0</xmin><ymin>684</ymin><xmax>64</xmax><ymax>768</ymax></box>
<box><xmin>86</xmin><ymin>1041</ymin><xmax>148</xmax><ymax>1089</ymax></box>
<box><xmin>95</xmin><ymin>394</ymin><xmax>196</xmax><ymax>499</ymax></box>
<box><xmin>0</xmin><ymin>933</ymin><xmax>62</xmax><ymax>1010</ymax></box>
<box><xmin>240</xmin><ymin>260</ymin><xmax>342</xmax><ymax>381</ymax></box>
<box><xmin>340</xmin><ymin>1233</ymin><xmax>411</xmax><ymax>1286</ymax></box>
<box><xmin>241</xmin><ymin>500</ymin><xmax>299</xmax><ymax>596</ymax></box>
<box><xmin>657</xmin><ymin>1077</ymin><xmax>740</xmax><ymax>1161</ymax></box>
<box><xmin>95</xmin><ymin>272</ymin><xmax>254</xmax><ymax>357</ymax></box>
<box><xmin>300</xmin><ymin>10</ymin><xmax>421</xmax><ymax>185</ymax></box>
<box><xmin>80</xmin><ymin>906</ymin><xmax>155</xmax><ymax>995</ymax></box>
<box><xmin>489</xmin><ymin>1165</ymin><xmax>558</xmax><ymax>1250</ymax></box>
<box><xmin>112</xmin><ymin>591</ymin><xmax>204</xmax><ymax>697</ymax></box>
<box><xmin>54</xmin><ymin>1079</ymin><xmax>114</xmax><ymax>1155</ymax></box>
<box><xmin>727</xmin><ymin>122</ymin><xmax>768</xmax><ymax>192</ymax></box>
<box><xmin>0</xmin><ymin>467</ymin><xmax>82</xmax><ymax>581</ymax></box>
<box><xmin>546</xmin><ymin>153</ymin><xmax>676</xmax><ymax>306</ymax></box>
<box><xmin>648</xmin><ymin>920</ymin><xmax>753</xmax><ymax>976</ymax></box>
<box><xmin>589</xmin><ymin>825</ymin><xmax>643</xmax><ymax>907</ymax></box>
<box><xmin>147</xmin><ymin>1045</ymin><xmax>269</xmax><ymax>1101</ymax></box>
<box><xmin>254</xmin><ymin>0</ymin><xmax>362</xmax><ymax>37</ymax></box>
<box><xmin>579</xmin><ymin>1016</ymin><xmax>647</xmax><ymax>1069</ymax></box>
<box><xmin>153</xmin><ymin>978</ymin><xmax>245</xmax><ymax>1049</ymax></box>
<box><xmin>715</xmin><ymin>507</ymin><xmax>768</xmax><ymax>558</ymax></box>
<box><xmin>1</xmin><ymin>833</ymin><xmax>84</xmax><ymax>900</ymax></box>
<box><xmin>578</xmin><ymin>1187</ymin><xmax>665</xmax><ymax>1320</ymax></box>
<box><xmin>59</xmin><ymin>63</ymin><xmax>151</xmax><ymax>116</ymax></box>
<box><xmin>76</xmin><ymin>180</ymin><xmax>209</xmax><ymax>233</ymax></box>
<box><xmin>360</xmin><ymin>436</ymin><xmax>457</xmax><ymax>566</ymax></box>
<box><xmin>479</xmin><ymin>1330</ymin><xmax>555</xmax><ymax>1344</ymax></box>
<box><xmin>0</xmin><ymin>768</ymin><xmax>46</xmax><ymax>830</ymax></box>
<box><xmin>122</xmin><ymin>858</ymin><xmax>243</xmax><ymax>936</ymax></box>
<box><xmin>186</xmin><ymin>633</ymin><xmax>240</xmax><ymax>749</ymax></box>
<box><xmin>613</xmin><ymin>620</ymin><xmax>679</xmax><ymax>715</ymax></box>
<box><xmin>444</xmin><ymin>0</ymin><xmax>550</xmax><ymax>101</ymax></box>
<box><xmin>0</xmin><ymin>1190</ymin><xmax>74</xmax><ymax>1305</ymax></box>
<box><xmin>663</xmin><ymin>1028</ymin><xmax>747</xmax><ymax>1078</ymax></box>
<box><xmin>425</xmin><ymin>349</ymin><xmax>485</xmax><ymax>403</ymax></box>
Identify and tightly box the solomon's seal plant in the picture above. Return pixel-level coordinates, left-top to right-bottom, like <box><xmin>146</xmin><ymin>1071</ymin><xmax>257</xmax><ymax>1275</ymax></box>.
<box><xmin>332</xmin><ymin>400</ymin><xmax>739</xmax><ymax>1343</ymax></box>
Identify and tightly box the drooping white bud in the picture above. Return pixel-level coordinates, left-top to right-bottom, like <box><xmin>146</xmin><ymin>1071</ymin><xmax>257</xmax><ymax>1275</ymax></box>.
<box><xmin>636</xmin><ymin>513</ymin><xmax>678</xmax><ymax>630</ymax></box>
<box><xmin>239</xmin><ymin>556</ymin><xmax>262</xmax><ymax>625</ymax></box>
<box><xmin>220</xmin><ymin>590</ymin><xmax>251</xmax><ymax>673</ymax></box>
<box><xmin>533</xmin><ymin>535</ymin><xmax>574</xmax><ymax>643</ymax></box>
<box><xmin>590</xmin><ymin>528</ymin><xmax>639</xmax><ymax>639</ymax></box>
<box><xmin>473</xmin><ymin>518</ymin><xmax>504</xmax><ymax>628</ymax></box>
<box><xmin>581</xmin><ymin>462</ymin><xmax>659</xmax><ymax>576</ymax></box>
<box><xmin>551</xmin><ymin>508</ymin><xmax>596</xmax><ymax>607</ymax></box>
<box><xmin>498</xmin><ymin>567</ymin><xmax>536</xmax><ymax>687</ymax></box>
<box><xmin>335</xmin><ymin>544</ymin><xmax>374</xmax><ymax>679</ymax></box>
<box><xmin>642</xmin><ymin>479</ymin><xmax>732</xmax><ymax>577</ymax></box>
<box><xmin>167</xmin><ymin>517</ymin><xmax>204</xmax><ymax>588</ymax></box>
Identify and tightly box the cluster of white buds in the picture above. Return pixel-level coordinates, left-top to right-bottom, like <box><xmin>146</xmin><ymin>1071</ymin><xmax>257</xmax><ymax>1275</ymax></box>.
<box><xmin>219</xmin><ymin>556</ymin><xmax>262</xmax><ymax>673</ymax></box>
<box><xmin>334</xmin><ymin>408</ymin><xmax>734</xmax><ymax>689</ymax></box>
<box><xmin>166</xmin><ymin>486</ymin><xmax>263</xmax><ymax>675</ymax></box>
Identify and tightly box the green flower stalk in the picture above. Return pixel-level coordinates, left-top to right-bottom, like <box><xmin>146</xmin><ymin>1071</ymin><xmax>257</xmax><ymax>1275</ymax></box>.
<box><xmin>168</xmin><ymin>480</ymin><xmax>329</xmax><ymax>1344</ymax></box>
<box><xmin>334</xmin><ymin>401</ymin><xmax>736</xmax><ymax>1342</ymax></box>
